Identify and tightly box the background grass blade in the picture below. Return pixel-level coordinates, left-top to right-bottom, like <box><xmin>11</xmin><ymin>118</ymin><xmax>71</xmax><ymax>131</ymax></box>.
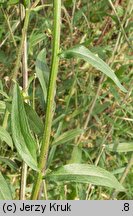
<box><xmin>46</xmin><ymin>163</ymin><xmax>125</xmax><ymax>191</ymax></box>
<box><xmin>11</xmin><ymin>83</ymin><xmax>38</xmax><ymax>171</ymax></box>
<box><xmin>0</xmin><ymin>172</ymin><xmax>12</xmax><ymax>200</ymax></box>
<box><xmin>106</xmin><ymin>142</ymin><xmax>133</xmax><ymax>152</ymax></box>
<box><xmin>52</xmin><ymin>129</ymin><xmax>84</xmax><ymax>146</ymax></box>
<box><xmin>35</xmin><ymin>48</ymin><xmax>49</xmax><ymax>102</ymax></box>
<box><xmin>0</xmin><ymin>156</ymin><xmax>18</xmax><ymax>171</ymax></box>
<box><xmin>60</xmin><ymin>45</ymin><xmax>127</xmax><ymax>92</ymax></box>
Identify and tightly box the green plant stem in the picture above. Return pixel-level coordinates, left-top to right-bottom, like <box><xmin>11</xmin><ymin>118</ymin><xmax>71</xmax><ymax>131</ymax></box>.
<box><xmin>47</xmin><ymin>1</ymin><xmax>78</xmax><ymax>169</ymax></box>
<box><xmin>31</xmin><ymin>0</ymin><xmax>61</xmax><ymax>200</ymax></box>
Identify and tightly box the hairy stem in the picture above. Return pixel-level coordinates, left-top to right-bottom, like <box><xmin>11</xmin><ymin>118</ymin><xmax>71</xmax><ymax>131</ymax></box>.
<box><xmin>31</xmin><ymin>0</ymin><xmax>61</xmax><ymax>200</ymax></box>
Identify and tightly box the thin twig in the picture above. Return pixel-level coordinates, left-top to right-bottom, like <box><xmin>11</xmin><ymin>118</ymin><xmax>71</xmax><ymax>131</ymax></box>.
<box><xmin>1</xmin><ymin>8</ymin><xmax>17</xmax><ymax>48</ymax></box>
<box><xmin>19</xmin><ymin>4</ymin><xmax>30</xmax><ymax>200</ymax></box>
<box><xmin>31</xmin><ymin>0</ymin><xmax>41</xmax><ymax>9</ymax></box>
<box><xmin>0</xmin><ymin>8</ymin><xmax>25</xmax><ymax>48</ymax></box>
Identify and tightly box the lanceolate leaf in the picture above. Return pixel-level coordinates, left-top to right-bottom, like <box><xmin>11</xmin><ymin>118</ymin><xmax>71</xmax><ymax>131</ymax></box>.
<box><xmin>46</xmin><ymin>164</ymin><xmax>124</xmax><ymax>191</ymax></box>
<box><xmin>52</xmin><ymin>129</ymin><xmax>84</xmax><ymax>146</ymax></box>
<box><xmin>60</xmin><ymin>46</ymin><xmax>127</xmax><ymax>92</ymax></box>
<box><xmin>11</xmin><ymin>84</ymin><xmax>38</xmax><ymax>171</ymax></box>
<box><xmin>0</xmin><ymin>172</ymin><xmax>12</xmax><ymax>200</ymax></box>
<box><xmin>24</xmin><ymin>103</ymin><xmax>44</xmax><ymax>136</ymax></box>
<box><xmin>0</xmin><ymin>156</ymin><xmax>18</xmax><ymax>171</ymax></box>
<box><xmin>106</xmin><ymin>142</ymin><xmax>133</xmax><ymax>152</ymax></box>
<box><xmin>0</xmin><ymin>126</ymin><xmax>13</xmax><ymax>149</ymax></box>
<box><xmin>35</xmin><ymin>49</ymin><xmax>49</xmax><ymax>102</ymax></box>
